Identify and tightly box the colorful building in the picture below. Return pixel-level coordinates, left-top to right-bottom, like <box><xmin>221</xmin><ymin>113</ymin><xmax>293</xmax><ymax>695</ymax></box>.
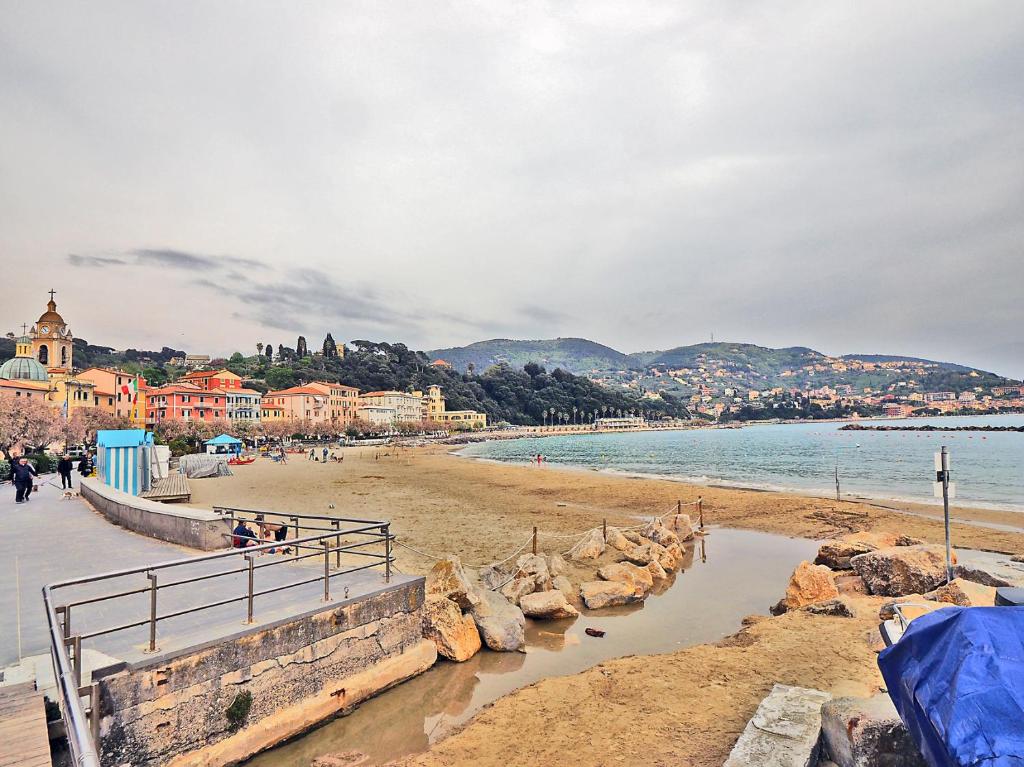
<box><xmin>180</xmin><ymin>368</ymin><xmax>243</xmax><ymax>391</ymax></box>
<box><xmin>76</xmin><ymin>367</ymin><xmax>147</xmax><ymax>424</ymax></box>
<box><xmin>359</xmin><ymin>391</ymin><xmax>424</xmax><ymax>423</ymax></box>
<box><xmin>30</xmin><ymin>290</ymin><xmax>74</xmax><ymax>373</ymax></box>
<box><xmin>307</xmin><ymin>381</ymin><xmax>360</xmax><ymax>425</ymax></box>
<box><xmin>260</xmin><ymin>386</ymin><xmax>331</xmax><ymax>424</ymax></box>
<box><xmin>146</xmin><ymin>382</ymin><xmax>226</xmax><ymax>423</ymax></box>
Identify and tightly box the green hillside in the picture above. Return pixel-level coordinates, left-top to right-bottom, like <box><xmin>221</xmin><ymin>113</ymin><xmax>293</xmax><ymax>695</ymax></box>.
<box><xmin>427</xmin><ymin>337</ymin><xmax>630</xmax><ymax>375</ymax></box>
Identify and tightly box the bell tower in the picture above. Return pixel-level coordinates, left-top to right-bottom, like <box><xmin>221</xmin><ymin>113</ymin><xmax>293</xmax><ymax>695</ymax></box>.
<box><xmin>31</xmin><ymin>289</ymin><xmax>74</xmax><ymax>372</ymax></box>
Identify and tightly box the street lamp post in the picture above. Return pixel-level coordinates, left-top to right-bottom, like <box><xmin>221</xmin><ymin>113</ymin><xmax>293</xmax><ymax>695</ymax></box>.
<box><xmin>934</xmin><ymin>446</ymin><xmax>955</xmax><ymax>584</ymax></box>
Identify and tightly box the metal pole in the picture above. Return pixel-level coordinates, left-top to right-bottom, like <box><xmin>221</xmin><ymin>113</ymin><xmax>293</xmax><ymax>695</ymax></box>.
<box><xmin>332</xmin><ymin>519</ymin><xmax>341</xmax><ymax>569</ymax></box>
<box><xmin>291</xmin><ymin>516</ymin><xmax>300</xmax><ymax>559</ymax></box>
<box><xmin>71</xmin><ymin>635</ymin><xmax>82</xmax><ymax>689</ymax></box>
<box><xmin>323</xmin><ymin>541</ymin><xmax>331</xmax><ymax>601</ymax></box>
<box><xmin>835</xmin><ymin>464</ymin><xmax>840</xmax><ymax>501</ymax></box>
<box><xmin>942</xmin><ymin>446</ymin><xmax>953</xmax><ymax>584</ymax></box>
<box><xmin>146</xmin><ymin>572</ymin><xmax>158</xmax><ymax>653</ymax></box>
<box><xmin>89</xmin><ymin>682</ymin><xmax>101</xmax><ymax>744</ymax></box>
<box><xmin>384</xmin><ymin>524</ymin><xmax>391</xmax><ymax>583</ymax></box>
<box><xmin>245</xmin><ymin>555</ymin><xmax>255</xmax><ymax>624</ymax></box>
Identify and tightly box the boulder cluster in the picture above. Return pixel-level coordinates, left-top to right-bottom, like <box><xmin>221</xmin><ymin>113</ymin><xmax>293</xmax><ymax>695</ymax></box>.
<box><xmin>421</xmin><ymin>514</ymin><xmax>699</xmax><ymax>661</ymax></box>
<box><xmin>772</xmin><ymin>530</ymin><xmax>999</xmax><ymax>619</ymax></box>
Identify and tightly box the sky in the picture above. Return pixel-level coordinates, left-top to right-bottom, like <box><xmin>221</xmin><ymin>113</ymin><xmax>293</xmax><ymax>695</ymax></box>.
<box><xmin>2</xmin><ymin>2</ymin><xmax>1022</xmax><ymax>378</ymax></box>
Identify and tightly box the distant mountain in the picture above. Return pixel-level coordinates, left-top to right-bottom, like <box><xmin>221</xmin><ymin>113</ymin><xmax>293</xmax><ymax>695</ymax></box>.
<box><xmin>632</xmin><ymin>343</ymin><xmax>824</xmax><ymax>374</ymax></box>
<box><xmin>428</xmin><ymin>337</ymin><xmax>630</xmax><ymax>375</ymax></box>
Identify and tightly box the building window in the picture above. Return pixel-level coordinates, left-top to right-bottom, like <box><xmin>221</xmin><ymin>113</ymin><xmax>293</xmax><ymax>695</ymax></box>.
<box><xmin>38</xmin><ymin>345</ymin><xmax>48</xmax><ymax>364</ymax></box>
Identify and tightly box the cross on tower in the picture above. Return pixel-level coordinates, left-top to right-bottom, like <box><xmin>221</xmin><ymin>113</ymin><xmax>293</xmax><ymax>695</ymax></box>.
<box><xmin>48</xmin><ymin>289</ymin><xmax>57</xmax><ymax>302</ymax></box>
<box><xmin>21</xmin><ymin>323</ymin><xmax>28</xmax><ymax>335</ymax></box>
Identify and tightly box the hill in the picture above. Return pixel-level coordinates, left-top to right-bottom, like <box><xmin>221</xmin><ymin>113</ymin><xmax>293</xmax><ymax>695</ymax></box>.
<box><xmin>427</xmin><ymin>338</ymin><xmax>630</xmax><ymax>375</ymax></box>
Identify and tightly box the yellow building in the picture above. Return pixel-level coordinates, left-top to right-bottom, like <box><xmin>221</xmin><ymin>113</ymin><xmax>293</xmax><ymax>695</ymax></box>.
<box><xmin>419</xmin><ymin>385</ymin><xmax>487</xmax><ymax>429</ymax></box>
<box><xmin>75</xmin><ymin>367</ymin><xmax>147</xmax><ymax>425</ymax></box>
<box><xmin>31</xmin><ymin>290</ymin><xmax>75</xmax><ymax>373</ymax></box>
<box><xmin>0</xmin><ymin>333</ymin><xmax>54</xmax><ymax>401</ymax></box>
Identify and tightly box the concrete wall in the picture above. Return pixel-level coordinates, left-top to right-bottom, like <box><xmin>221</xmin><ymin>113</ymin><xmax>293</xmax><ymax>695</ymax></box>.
<box><xmin>95</xmin><ymin>576</ymin><xmax>434</xmax><ymax>767</ymax></box>
<box><xmin>80</xmin><ymin>477</ymin><xmax>231</xmax><ymax>550</ymax></box>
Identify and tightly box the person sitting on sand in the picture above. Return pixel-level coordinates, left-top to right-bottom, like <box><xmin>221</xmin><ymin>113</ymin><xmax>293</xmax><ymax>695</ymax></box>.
<box><xmin>232</xmin><ymin>520</ymin><xmax>258</xmax><ymax>548</ymax></box>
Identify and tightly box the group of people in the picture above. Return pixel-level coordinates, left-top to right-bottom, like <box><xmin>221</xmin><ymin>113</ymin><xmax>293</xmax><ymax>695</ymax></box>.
<box><xmin>232</xmin><ymin>514</ymin><xmax>292</xmax><ymax>554</ymax></box>
<box><xmin>308</xmin><ymin>446</ymin><xmax>342</xmax><ymax>463</ymax></box>
<box><xmin>8</xmin><ymin>452</ymin><xmax>93</xmax><ymax>503</ymax></box>
<box><xmin>533</xmin><ymin>453</ymin><xmax>547</xmax><ymax>465</ymax></box>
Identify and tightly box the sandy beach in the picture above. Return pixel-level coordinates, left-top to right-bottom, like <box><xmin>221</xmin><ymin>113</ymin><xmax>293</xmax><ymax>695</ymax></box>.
<box><xmin>189</xmin><ymin>445</ymin><xmax>1024</xmax><ymax>766</ymax></box>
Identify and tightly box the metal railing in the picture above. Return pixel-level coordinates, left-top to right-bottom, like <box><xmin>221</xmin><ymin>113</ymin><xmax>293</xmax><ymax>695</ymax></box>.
<box><xmin>42</xmin><ymin>509</ymin><xmax>393</xmax><ymax>767</ymax></box>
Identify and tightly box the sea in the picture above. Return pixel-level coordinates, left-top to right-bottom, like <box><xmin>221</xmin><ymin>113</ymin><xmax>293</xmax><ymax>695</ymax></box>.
<box><xmin>459</xmin><ymin>414</ymin><xmax>1024</xmax><ymax>512</ymax></box>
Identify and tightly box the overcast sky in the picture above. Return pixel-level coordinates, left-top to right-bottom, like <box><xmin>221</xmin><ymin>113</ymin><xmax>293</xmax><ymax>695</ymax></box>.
<box><xmin>2</xmin><ymin>2</ymin><xmax>1022</xmax><ymax>378</ymax></box>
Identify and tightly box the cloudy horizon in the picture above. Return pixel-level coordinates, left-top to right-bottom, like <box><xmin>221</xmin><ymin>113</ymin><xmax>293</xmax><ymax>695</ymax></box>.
<box><xmin>2</xmin><ymin>2</ymin><xmax>1022</xmax><ymax>378</ymax></box>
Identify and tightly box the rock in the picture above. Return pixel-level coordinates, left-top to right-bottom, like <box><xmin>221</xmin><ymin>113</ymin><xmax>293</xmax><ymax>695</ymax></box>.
<box><xmin>842</xmin><ymin>531</ymin><xmax>899</xmax><ymax>548</ymax></box>
<box><xmin>621</xmin><ymin>540</ymin><xmax>666</xmax><ymax>567</ymax></box>
<box><xmin>724</xmin><ymin>683</ymin><xmax>832</xmax><ymax>767</ymax></box>
<box><xmin>426</xmin><ymin>556</ymin><xmax>480</xmax><ymax>610</ymax></box>
<box><xmin>499</xmin><ymin>575</ymin><xmax>536</xmax><ymax>605</ymax></box>
<box><xmin>953</xmin><ymin>563</ymin><xmax>1021</xmax><ymax>588</ymax></box>
<box><xmin>815</xmin><ymin>540</ymin><xmax>877</xmax><ymax>570</ymax></box>
<box><xmin>311</xmin><ymin>752</ymin><xmax>369</xmax><ymax>767</ymax></box>
<box><xmin>515</xmin><ymin>553</ymin><xmax>552</xmax><ymax>591</ymax></box>
<box><xmin>422</xmin><ymin>596</ymin><xmax>481</xmax><ymax>662</ymax></box>
<box><xmin>647</xmin><ymin>559</ymin><xmax>668</xmax><ymax>581</ymax></box>
<box><xmin>469</xmin><ymin>589</ymin><xmax>526</xmax><ymax>652</ymax></box>
<box><xmin>778</xmin><ymin>561</ymin><xmax>839</xmax><ymax>611</ymax></box>
<box><xmin>519</xmin><ymin>590</ymin><xmax>580</xmax><ymax>619</ymax></box>
<box><xmin>895</xmin><ymin>535</ymin><xmax>924</xmax><ymax>546</ymax></box>
<box><xmin>851</xmin><ymin>545</ymin><xmax>953</xmax><ymax>597</ymax></box>
<box><xmin>478</xmin><ymin>565</ymin><xmax>506</xmax><ymax>591</ymax></box>
<box><xmin>800</xmin><ymin>599</ymin><xmax>855</xmax><ymax>618</ymax></box>
<box><xmin>668</xmin><ymin>513</ymin><xmax>695</xmax><ymax>541</ymax></box>
<box><xmin>568</xmin><ymin>529</ymin><xmax>606</xmax><ymax>561</ymax></box>
<box><xmin>924</xmin><ymin>577</ymin><xmax>996</xmax><ymax>607</ymax></box>
<box><xmin>641</xmin><ymin>519</ymin><xmax>680</xmax><ymax>548</ymax></box>
<box><xmin>597</xmin><ymin>561</ymin><xmax>654</xmax><ymax>598</ymax></box>
<box><xmin>579</xmin><ymin>580</ymin><xmax>637</xmax><ymax>609</ymax></box>
<box><xmin>551</xmin><ymin>575</ymin><xmax>574</xmax><ymax>597</ymax></box>
<box><xmin>661</xmin><ymin>542</ymin><xmax>685</xmax><ymax>572</ymax></box>
<box><xmin>821</xmin><ymin>693</ymin><xmax>927</xmax><ymax>767</ymax></box>
<box><xmin>622</xmin><ymin>530</ymin><xmax>644</xmax><ymax>545</ymax></box>
<box><xmin>835</xmin><ymin>574</ymin><xmax>869</xmax><ymax>596</ymax></box>
<box><xmin>604</xmin><ymin>526</ymin><xmax>633</xmax><ymax>552</ymax></box>
<box><xmin>547</xmin><ymin>553</ymin><xmax>567</xmax><ymax>577</ymax></box>
<box><xmin>1011</xmin><ymin>554</ymin><xmax>1024</xmax><ymax>564</ymax></box>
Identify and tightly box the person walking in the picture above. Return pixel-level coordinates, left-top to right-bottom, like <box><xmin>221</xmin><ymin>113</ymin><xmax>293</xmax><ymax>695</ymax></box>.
<box><xmin>11</xmin><ymin>457</ymin><xmax>38</xmax><ymax>504</ymax></box>
<box><xmin>322</xmin><ymin>446</ymin><xmax>328</xmax><ymax>462</ymax></box>
<box><xmin>57</xmin><ymin>455</ymin><xmax>74</xmax><ymax>489</ymax></box>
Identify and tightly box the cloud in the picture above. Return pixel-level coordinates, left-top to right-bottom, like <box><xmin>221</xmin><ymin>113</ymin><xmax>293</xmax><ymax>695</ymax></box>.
<box><xmin>132</xmin><ymin>248</ymin><xmax>266</xmax><ymax>271</ymax></box>
<box><xmin>66</xmin><ymin>254</ymin><xmax>127</xmax><ymax>268</ymax></box>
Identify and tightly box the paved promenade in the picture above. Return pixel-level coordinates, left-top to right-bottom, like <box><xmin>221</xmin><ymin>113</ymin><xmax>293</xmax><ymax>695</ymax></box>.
<box><xmin>2</xmin><ymin>474</ymin><xmax>409</xmax><ymax>670</ymax></box>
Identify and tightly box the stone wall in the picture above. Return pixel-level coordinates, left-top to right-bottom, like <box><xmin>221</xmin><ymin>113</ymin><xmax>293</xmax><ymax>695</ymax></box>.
<box><xmin>80</xmin><ymin>477</ymin><xmax>231</xmax><ymax>550</ymax></box>
<box><xmin>95</xmin><ymin>576</ymin><xmax>434</xmax><ymax>767</ymax></box>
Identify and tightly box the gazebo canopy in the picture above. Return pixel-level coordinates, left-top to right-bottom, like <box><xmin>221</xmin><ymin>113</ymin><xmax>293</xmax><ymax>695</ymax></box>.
<box><xmin>205</xmin><ymin>433</ymin><xmax>242</xmax><ymax>445</ymax></box>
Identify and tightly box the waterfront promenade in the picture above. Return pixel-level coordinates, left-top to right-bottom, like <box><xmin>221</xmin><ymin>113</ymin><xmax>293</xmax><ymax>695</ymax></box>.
<box><xmin>1</xmin><ymin>475</ymin><xmax>406</xmax><ymax>670</ymax></box>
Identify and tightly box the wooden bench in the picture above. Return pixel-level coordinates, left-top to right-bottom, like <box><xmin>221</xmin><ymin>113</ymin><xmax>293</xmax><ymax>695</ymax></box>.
<box><xmin>140</xmin><ymin>473</ymin><xmax>192</xmax><ymax>503</ymax></box>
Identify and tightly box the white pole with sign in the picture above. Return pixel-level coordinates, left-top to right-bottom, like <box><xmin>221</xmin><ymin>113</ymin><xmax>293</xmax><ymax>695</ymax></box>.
<box><xmin>933</xmin><ymin>447</ymin><xmax>954</xmax><ymax>584</ymax></box>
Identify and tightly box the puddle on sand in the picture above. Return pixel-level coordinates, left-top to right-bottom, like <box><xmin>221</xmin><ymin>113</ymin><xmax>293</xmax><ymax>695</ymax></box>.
<box><xmin>245</xmin><ymin>528</ymin><xmax>818</xmax><ymax>767</ymax></box>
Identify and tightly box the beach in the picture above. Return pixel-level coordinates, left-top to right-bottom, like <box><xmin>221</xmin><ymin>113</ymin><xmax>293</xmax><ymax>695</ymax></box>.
<box><xmin>188</xmin><ymin>445</ymin><xmax>1024</xmax><ymax>765</ymax></box>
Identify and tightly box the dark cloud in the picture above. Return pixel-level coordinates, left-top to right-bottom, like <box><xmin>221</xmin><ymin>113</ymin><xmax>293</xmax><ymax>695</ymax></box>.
<box><xmin>132</xmin><ymin>249</ymin><xmax>266</xmax><ymax>271</ymax></box>
<box><xmin>67</xmin><ymin>254</ymin><xmax>127</xmax><ymax>268</ymax></box>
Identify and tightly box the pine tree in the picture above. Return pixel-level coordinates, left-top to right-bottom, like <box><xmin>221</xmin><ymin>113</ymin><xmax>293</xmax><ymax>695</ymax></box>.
<box><xmin>264</xmin><ymin>343</ymin><xmax>273</xmax><ymax>361</ymax></box>
<box><xmin>322</xmin><ymin>333</ymin><xmax>338</xmax><ymax>358</ymax></box>
<box><xmin>296</xmin><ymin>336</ymin><xmax>308</xmax><ymax>358</ymax></box>
<box><xmin>278</xmin><ymin>344</ymin><xmax>286</xmax><ymax>361</ymax></box>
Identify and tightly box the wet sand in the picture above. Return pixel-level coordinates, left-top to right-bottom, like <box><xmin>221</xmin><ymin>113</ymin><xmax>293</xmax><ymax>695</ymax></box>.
<box><xmin>190</xmin><ymin>446</ymin><xmax>1024</xmax><ymax>766</ymax></box>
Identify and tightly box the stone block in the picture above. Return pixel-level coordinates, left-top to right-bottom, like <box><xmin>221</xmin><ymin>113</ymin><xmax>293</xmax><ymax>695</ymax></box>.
<box><xmin>724</xmin><ymin>683</ymin><xmax>832</xmax><ymax>767</ymax></box>
<box><xmin>821</xmin><ymin>693</ymin><xmax>927</xmax><ymax>767</ymax></box>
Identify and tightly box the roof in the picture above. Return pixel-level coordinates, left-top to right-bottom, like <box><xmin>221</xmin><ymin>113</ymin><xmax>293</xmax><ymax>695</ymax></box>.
<box><xmin>0</xmin><ymin>379</ymin><xmax>50</xmax><ymax>391</ymax></box>
<box><xmin>37</xmin><ymin>299</ymin><xmax>65</xmax><ymax>325</ymax></box>
<box><xmin>308</xmin><ymin>381</ymin><xmax>359</xmax><ymax>392</ymax></box>
<box><xmin>361</xmin><ymin>390</ymin><xmax>418</xmax><ymax>398</ymax></box>
<box><xmin>266</xmin><ymin>386</ymin><xmax>327</xmax><ymax>396</ymax></box>
<box><xmin>96</xmin><ymin>429</ymin><xmax>153</xmax><ymax>448</ymax></box>
<box><xmin>182</xmin><ymin>369</ymin><xmax>240</xmax><ymax>379</ymax></box>
<box><xmin>205</xmin><ymin>433</ymin><xmax>242</xmax><ymax>445</ymax></box>
<box><xmin>0</xmin><ymin>355</ymin><xmax>50</xmax><ymax>382</ymax></box>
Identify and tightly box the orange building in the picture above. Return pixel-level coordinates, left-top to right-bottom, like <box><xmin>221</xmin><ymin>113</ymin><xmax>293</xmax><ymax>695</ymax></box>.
<box><xmin>180</xmin><ymin>369</ymin><xmax>243</xmax><ymax>391</ymax></box>
<box><xmin>307</xmin><ymin>381</ymin><xmax>360</xmax><ymax>425</ymax></box>
<box><xmin>146</xmin><ymin>382</ymin><xmax>227</xmax><ymax>424</ymax></box>
<box><xmin>75</xmin><ymin>367</ymin><xmax>148</xmax><ymax>424</ymax></box>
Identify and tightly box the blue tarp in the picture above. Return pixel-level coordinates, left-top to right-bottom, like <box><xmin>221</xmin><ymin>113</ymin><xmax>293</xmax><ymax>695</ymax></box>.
<box><xmin>878</xmin><ymin>606</ymin><xmax>1024</xmax><ymax>767</ymax></box>
<box><xmin>205</xmin><ymin>433</ymin><xmax>242</xmax><ymax>445</ymax></box>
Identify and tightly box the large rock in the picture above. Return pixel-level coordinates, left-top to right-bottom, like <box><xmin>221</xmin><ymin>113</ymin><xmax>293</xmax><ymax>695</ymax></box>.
<box><xmin>426</xmin><ymin>556</ymin><xmax>480</xmax><ymax>610</ymax></box>
<box><xmin>551</xmin><ymin>575</ymin><xmax>574</xmax><ymax>598</ymax></box>
<box><xmin>623</xmin><ymin>530</ymin><xmax>644</xmax><ymax>545</ymax></box>
<box><xmin>568</xmin><ymin>529</ymin><xmax>606</xmax><ymax>561</ymax></box>
<box><xmin>776</xmin><ymin>561</ymin><xmax>839</xmax><ymax>612</ymax></box>
<box><xmin>821</xmin><ymin>694</ymin><xmax>927</xmax><ymax>767</ymax></box>
<box><xmin>835</xmin><ymin>574</ymin><xmax>869</xmax><ymax>596</ymax></box>
<box><xmin>469</xmin><ymin>589</ymin><xmax>526</xmax><ymax>652</ymax></box>
<box><xmin>514</xmin><ymin>553</ymin><xmax>552</xmax><ymax>591</ymax></box>
<box><xmin>621</xmin><ymin>540</ymin><xmax>664</xmax><ymax>567</ymax></box>
<box><xmin>815</xmin><ymin>540</ymin><xmax>877</xmax><ymax>570</ymax></box>
<box><xmin>724</xmin><ymin>683</ymin><xmax>832</xmax><ymax>767</ymax></box>
<box><xmin>604</xmin><ymin>526</ymin><xmax>633</xmax><ymax>552</ymax></box>
<box><xmin>800</xmin><ymin>599</ymin><xmax>855</xmax><ymax>618</ymax></box>
<box><xmin>647</xmin><ymin>559</ymin><xmax>668</xmax><ymax>582</ymax></box>
<box><xmin>597</xmin><ymin>561</ymin><xmax>654</xmax><ymax>598</ymax></box>
<box><xmin>843</xmin><ymin>531</ymin><xmax>899</xmax><ymax>548</ymax></box>
<box><xmin>579</xmin><ymin>580</ymin><xmax>637</xmax><ymax>609</ymax></box>
<box><xmin>422</xmin><ymin>595</ymin><xmax>482</xmax><ymax>662</ymax></box>
<box><xmin>924</xmin><ymin>577</ymin><xmax>996</xmax><ymax>607</ymax></box>
<box><xmin>547</xmin><ymin>553</ymin><xmax>567</xmax><ymax>577</ymax></box>
<box><xmin>668</xmin><ymin>513</ymin><xmax>696</xmax><ymax>541</ymax></box>
<box><xmin>877</xmin><ymin>598</ymin><xmax>947</xmax><ymax>621</ymax></box>
<box><xmin>519</xmin><ymin>589</ymin><xmax>580</xmax><ymax>619</ymax></box>
<box><xmin>499</xmin><ymin>575</ymin><xmax>536</xmax><ymax>605</ymax></box>
<box><xmin>641</xmin><ymin>519</ymin><xmax>680</xmax><ymax>548</ymax></box>
<box><xmin>851</xmin><ymin>545</ymin><xmax>952</xmax><ymax>597</ymax></box>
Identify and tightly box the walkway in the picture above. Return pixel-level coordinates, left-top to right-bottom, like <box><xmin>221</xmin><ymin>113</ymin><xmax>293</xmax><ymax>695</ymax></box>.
<box><xmin>0</xmin><ymin>682</ymin><xmax>50</xmax><ymax>766</ymax></box>
<box><xmin>2</xmin><ymin>476</ymin><xmax>411</xmax><ymax>671</ymax></box>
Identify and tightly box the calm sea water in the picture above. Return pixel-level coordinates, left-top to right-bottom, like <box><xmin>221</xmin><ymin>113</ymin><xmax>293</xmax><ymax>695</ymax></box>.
<box><xmin>461</xmin><ymin>415</ymin><xmax>1024</xmax><ymax>511</ymax></box>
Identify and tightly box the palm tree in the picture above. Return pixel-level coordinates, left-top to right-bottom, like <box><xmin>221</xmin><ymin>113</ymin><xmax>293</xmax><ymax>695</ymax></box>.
<box><xmin>256</xmin><ymin>342</ymin><xmax>264</xmax><ymax>356</ymax></box>
<box><xmin>548</xmin><ymin>407</ymin><xmax>555</xmax><ymax>428</ymax></box>
<box><xmin>542</xmin><ymin>410</ymin><xmax>547</xmax><ymax>428</ymax></box>
<box><xmin>601</xmin><ymin>405</ymin><xmax>608</xmax><ymax>419</ymax></box>
<box><xmin>572</xmin><ymin>406</ymin><xmax>578</xmax><ymax>425</ymax></box>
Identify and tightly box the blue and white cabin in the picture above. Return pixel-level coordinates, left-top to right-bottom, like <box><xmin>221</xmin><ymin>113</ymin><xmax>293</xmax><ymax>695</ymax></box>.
<box><xmin>96</xmin><ymin>429</ymin><xmax>155</xmax><ymax>496</ymax></box>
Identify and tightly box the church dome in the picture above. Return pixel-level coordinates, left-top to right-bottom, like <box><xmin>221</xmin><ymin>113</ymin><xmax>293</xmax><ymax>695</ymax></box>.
<box><xmin>37</xmin><ymin>299</ymin><xmax>65</xmax><ymax>325</ymax></box>
<box><xmin>0</xmin><ymin>355</ymin><xmax>50</xmax><ymax>382</ymax></box>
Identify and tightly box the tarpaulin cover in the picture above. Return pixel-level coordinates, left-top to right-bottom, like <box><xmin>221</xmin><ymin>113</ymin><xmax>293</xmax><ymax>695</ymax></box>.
<box><xmin>878</xmin><ymin>606</ymin><xmax>1024</xmax><ymax>767</ymax></box>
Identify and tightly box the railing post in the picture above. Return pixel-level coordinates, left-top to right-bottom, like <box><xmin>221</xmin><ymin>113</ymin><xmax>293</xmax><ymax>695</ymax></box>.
<box><xmin>60</xmin><ymin>605</ymin><xmax>71</xmax><ymax>640</ymax></box>
<box><xmin>332</xmin><ymin>519</ymin><xmax>341</xmax><ymax>569</ymax></box>
<box><xmin>602</xmin><ymin>519</ymin><xmax>607</xmax><ymax>542</ymax></box>
<box><xmin>384</xmin><ymin>524</ymin><xmax>391</xmax><ymax>583</ymax></box>
<box><xmin>532</xmin><ymin>526</ymin><xmax>538</xmax><ymax>555</ymax></box>
<box><xmin>291</xmin><ymin>516</ymin><xmax>300</xmax><ymax>559</ymax></box>
<box><xmin>244</xmin><ymin>554</ymin><xmax>255</xmax><ymax>624</ymax></box>
<box><xmin>677</xmin><ymin>499</ymin><xmax>681</xmax><ymax>516</ymax></box>
<box><xmin>698</xmin><ymin>496</ymin><xmax>704</xmax><ymax>529</ymax></box>
<box><xmin>322</xmin><ymin>541</ymin><xmax>331</xmax><ymax>601</ymax></box>
<box><xmin>89</xmin><ymin>681</ymin><xmax>100</xmax><ymax>744</ymax></box>
<box><xmin>145</xmin><ymin>572</ymin><xmax>158</xmax><ymax>653</ymax></box>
